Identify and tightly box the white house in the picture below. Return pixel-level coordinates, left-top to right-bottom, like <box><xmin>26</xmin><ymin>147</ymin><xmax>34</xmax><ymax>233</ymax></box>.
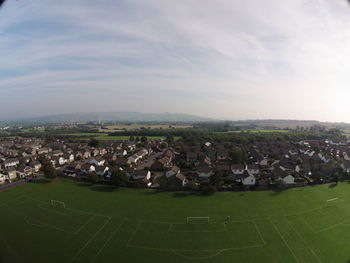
<box><xmin>65</xmin><ymin>154</ymin><xmax>75</xmax><ymax>163</ymax></box>
<box><xmin>115</xmin><ymin>149</ymin><xmax>127</xmax><ymax>157</ymax></box>
<box><xmin>29</xmin><ymin>161</ymin><xmax>42</xmax><ymax>172</ymax></box>
<box><xmin>246</xmin><ymin>164</ymin><xmax>259</xmax><ymax>175</ymax></box>
<box><xmin>0</xmin><ymin>173</ymin><xmax>6</xmax><ymax>184</ymax></box>
<box><xmin>54</xmin><ymin>156</ymin><xmax>66</xmax><ymax>166</ymax></box>
<box><xmin>318</xmin><ymin>153</ymin><xmax>329</xmax><ymax>163</ymax></box>
<box><xmin>128</xmin><ymin>154</ymin><xmax>141</xmax><ymax>164</ymax></box>
<box><xmin>273</xmin><ymin>167</ymin><xmax>295</xmax><ymax>185</ymax></box>
<box><xmin>4</xmin><ymin>158</ymin><xmax>19</xmax><ymax>168</ymax></box>
<box><xmin>259</xmin><ymin>158</ymin><xmax>269</xmax><ymax>166</ymax></box>
<box><xmin>341</xmin><ymin>162</ymin><xmax>350</xmax><ymax>173</ymax></box>
<box><xmin>196</xmin><ymin>166</ymin><xmax>213</xmax><ymax>179</ymax></box>
<box><xmin>166</xmin><ymin>166</ymin><xmax>180</xmax><ymax>178</ymax></box>
<box><xmin>231</xmin><ymin>165</ymin><xmax>245</xmax><ymax>175</ymax></box>
<box><xmin>5</xmin><ymin>168</ymin><xmax>17</xmax><ymax>181</ymax></box>
<box><xmin>81</xmin><ymin>164</ymin><xmax>96</xmax><ymax>174</ymax></box>
<box><xmin>127</xmin><ymin>149</ymin><xmax>148</xmax><ymax>164</ymax></box>
<box><xmin>95</xmin><ymin>166</ymin><xmax>110</xmax><ymax>177</ymax></box>
<box><xmin>241</xmin><ymin>170</ymin><xmax>256</xmax><ymax>186</ymax></box>
<box><xmin>90</xmin><ymin>156</ymin><xmax>105</xmax><ymax>166</ymax></box>
<box><xmin>280</xmin><ymin>174</ymin><xmax>295</xmax><ymax>184</ymax></box>
<box><xmin>132</xmin><ymin>170</ymin><xmax>151</xmax><ymax>180</ymax></box>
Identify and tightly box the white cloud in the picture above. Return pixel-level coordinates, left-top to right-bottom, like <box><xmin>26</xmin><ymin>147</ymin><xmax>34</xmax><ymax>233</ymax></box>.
<box><xmin>1</xmin><ymin>0</ymin><xmax>350</xmax><ymax>121</ymax></box>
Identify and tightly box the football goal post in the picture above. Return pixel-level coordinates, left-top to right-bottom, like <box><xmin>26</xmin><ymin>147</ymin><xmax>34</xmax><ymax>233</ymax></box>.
<box><xmin>51</xmin><ymin>200</ymin><xmax>66</xmax><ymax>209</ymax></box>
<box><xmin>186</xmin><ymin>217</ymin><xmax>210</xmax><ymax>224</ymax></box>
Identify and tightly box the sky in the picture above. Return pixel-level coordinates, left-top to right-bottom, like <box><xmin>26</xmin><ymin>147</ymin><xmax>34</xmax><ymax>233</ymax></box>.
<box><xmin>1</xmin><ymin>0</ymin><xmax>350</xmax><ymax>121</ymax></box>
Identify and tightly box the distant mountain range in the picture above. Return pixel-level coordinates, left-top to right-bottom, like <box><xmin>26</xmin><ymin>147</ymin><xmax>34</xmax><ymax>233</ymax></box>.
<box><xmin>2</xmin><ymin>112</ymin><xmax>217</xmax><ymax>124</ymax></box>
<box><xmin>2</xmin><ymin>112</ymin><xmax>350</xmax><ymax>129</ymax></box>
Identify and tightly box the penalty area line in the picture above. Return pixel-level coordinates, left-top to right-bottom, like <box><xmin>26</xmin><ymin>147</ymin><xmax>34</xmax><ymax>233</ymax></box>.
<box><xmin>326</xmin><ymin>198</ymin><xmax>338</xmax><ymax>202</ymax></box>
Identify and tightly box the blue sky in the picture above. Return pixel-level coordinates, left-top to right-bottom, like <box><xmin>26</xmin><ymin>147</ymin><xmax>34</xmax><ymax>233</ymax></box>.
<box><xmin>1</xmin><ymin>0</ymin><xmax>350</xmax><ymax>121</ymax></box>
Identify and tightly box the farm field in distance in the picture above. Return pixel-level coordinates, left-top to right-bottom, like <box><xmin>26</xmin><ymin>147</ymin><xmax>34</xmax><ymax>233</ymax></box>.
<box><xmin>98</xmin><ymin>124</ymin><xmax>193</xmax><ymax>133</ymax></box>
<box><xmin>341</xmin><ymin>129</ymin><xmax>350</xmax><ymax>138</ymax></box>
<box><xmin>220</xmin><ymin>129</ymin><xmax>289</xmax><ymax>134</ymax></box>
<box><xmin>2</xmin><ymin>179</ymin><xmax>350</xmax><ymax>262</ymax></box>
<box><xmin>63</xmin><ymin>133</ymin><xmax>181</xmax><ymax>141</ymax></box>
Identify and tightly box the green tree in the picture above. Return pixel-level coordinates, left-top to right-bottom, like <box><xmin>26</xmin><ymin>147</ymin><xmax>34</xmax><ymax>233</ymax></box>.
<box><xmin>88</xmin><ymin>139</ymin><xmax>99</xmax><ymax>148</ymax></box>
<box><xmin>86</xmin><ymin>172</ymin><xmax>99</xmax><ymax>183</ymax></box>
<box><xmin>141</xmin><ymin>136</ymin><xmax>147</xmax><ymax>142</ymax></box>
<box><xmin>111</xmin><ymin>170</ymin><xmax>128</xmax><ymax>187</ymax></box>
<box><xmin>166</xmin><ymin>134</ymin><xmax>174</xmax><ymax>142</ymax></box>
<box><xmin>43</xmin><ymin>162</ymin><xmax>57</xmax><ymax>179</ymax></box>
<box><xmin>209</xmin><ymin>171</ymin><xmax>223</xmax><ymax>187</ymax></box>
<box><xmin>333</xmin><ymin>172</ymin><xmax>339</xmax><ymax>184</ymax></box>
<box><xmin>230</xmin><ymin>147</ymin><xmax>246</xmax><ymax>164</ymax></box>
<box><xmin>129</xmin><ymin>136</ymin><xmax>135</xmax><ymax>142</ymax></box>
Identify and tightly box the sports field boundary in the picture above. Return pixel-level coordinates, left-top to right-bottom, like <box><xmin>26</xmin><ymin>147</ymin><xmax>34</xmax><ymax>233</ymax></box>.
<box><xmin>10</xmin><ymin>198</ymin><xmax>101</xmax><ymax>235</ymax></box>
<box><xmin>68</xmin><ymin>215</ymin><xmax>112</xmax><ymax>263</ymax></box>
<box><xmin>2</xmin><ymin>195</ymin><xmax>114</xmax><ymax>263</ymax></box>
<box><xmin>89</xmin><ymin>219</ymin><xmax>126</xmax><ymax>263</ymax></box>
<box><xmin>285</xmin><ymin>218</ymin><xmax>323</xmax><ymax>263</ymax></box>
<box><xmin>121</xmin><ymin>218</ymin><xmax>267</xmax><ymax>260</ymax></box>
<box><xmin>270</xmin><ymin>219</ymin><xmax>301</xmax><ymax>263</ymax></box>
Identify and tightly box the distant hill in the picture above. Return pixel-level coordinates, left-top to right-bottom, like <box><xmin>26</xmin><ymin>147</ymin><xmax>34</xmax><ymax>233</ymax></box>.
<box><xmin>2</xmin><ymin>113</ymin><xmax>350</xmax><ymax>128</ymax></box>
<box><xmin>4</xmin><ymin>112</ymin><xmax>217</xmax><ymax>124</ymax></box>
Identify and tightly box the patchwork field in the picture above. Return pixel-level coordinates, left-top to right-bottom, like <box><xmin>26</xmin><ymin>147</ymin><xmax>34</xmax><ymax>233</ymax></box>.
<box><xmin>221</xmin><ymin>129</ymin><xmax>289</xmax><ymax>134</ymax></box>
<box><xmin>61</xmin><ymin>133</ymin><xmax>181</xmax><ymax>141</ymax></box>
<box><xmin>99</xmin><ymin>124</ymin><xmax>193</xmax><ymax>133</ymax></box>
<box><xmin>2</xmin><ymin>179</ymin><xmax>350</xmax><ymax>262</ymax></box>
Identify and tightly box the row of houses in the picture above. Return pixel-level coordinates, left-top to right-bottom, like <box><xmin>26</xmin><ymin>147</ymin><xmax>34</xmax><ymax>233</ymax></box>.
<box><xmin>2</xmin><ymin>136</ymin><xmax>350</xmax><ymax>190</ymax></box>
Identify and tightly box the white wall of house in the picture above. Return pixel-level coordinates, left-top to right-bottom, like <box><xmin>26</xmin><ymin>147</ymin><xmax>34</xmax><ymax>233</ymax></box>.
<box><xmin>166</xmin><ymin>169</ymin><xmax>179</xmax><ymax>178</ymax></box>
<box><xmin>116</xmin><ymin>150</ymin><xmax>127</xmax><ymax>156</ymax></box>
<box><xmin>281</xmin><ymin>175</ymin><xmax>295</xmax><ymax>184</ymax></box>
<box><xmin>133</xmin><ymin>171</ymin><xmax>151</xmax><ymax>180</ymax></box>
<box><xmin>0</xmin><ymin>174</ymin><xmax>5</xmax><ymax>184</ymax></box>
<box><xmin>197</xmin><ymin>171</ymin><xmax>213</xmax><ymax>179</ymax></box>
<box><xmin>232</xmin><ymin>169</ymin><xmax>244</xmax><ymax>175</ymax></box>
<box><xmin>58</xmin><ymin>157</ymin><xmax>66</xmax><ymax>166</ymax></box>
<box><xmin>7</xmin><ymin>172</ymin><xmax>17</xmax><ymax>180</ymax></box>
<box><xmin>68</xmin><ymin>155</ymin><xmax>74</xmax><ymax>163</ymax></box>
<box><xmin>96</xmin><ymin>167</ymin><xmax>109</xmax><ymax>176</ymax></box>
<box><xmin>247</xmin><ymin>168</ymin><xmax>259</xmax><ymax>175</ymax></box>
<box><xmin>242</xmin><ymin>175</ymin><xmax>256</xmax><ymax>185</ymax></box>
<box><xmin>128</xmin><ymin>155</ymin><xmax>141</xmax><ymax>164</ymax></box>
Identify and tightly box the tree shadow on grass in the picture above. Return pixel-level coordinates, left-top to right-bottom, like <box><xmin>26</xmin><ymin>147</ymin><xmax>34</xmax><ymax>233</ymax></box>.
<box><xmin>270</xmin><ymin>188</ymin><xmax>285</xmax><ymax>196</ymax></box>
<box><xmin>142</xmin><ymin>190</ymin><xmax>211</xmax><ymax>198</ymax></box>
<box><xmin>89</xmin><ymin>185</ymin><xmax>115</xmax><ymax>192</ymax></box>
<box><xmin>172</xmin><ymin>192</ymin><xmax>198</xmax><ymax>198</ymax></box>
<box><xmin>328</xmin><ymin>183</ymin><xmax>337</xmax><ymax>188</ymax></box>
<box><xmin>76</xmin><ymin>182</ymin><xmax>93</xmax><ymax>187</ymax></box>
<box><xmin>142</xmin><ymin>189</ymin><xmax>166</xmax><ymax>195</ymax></box>
<box><xmin>32</xmin><ymin>178</ymin><xmax>51</xmax><ymax>184</ymax></box>
<box><xmin>172</xmin><ymin>191</ymin><xmax>216</xmax><ymax>198</ymax></box>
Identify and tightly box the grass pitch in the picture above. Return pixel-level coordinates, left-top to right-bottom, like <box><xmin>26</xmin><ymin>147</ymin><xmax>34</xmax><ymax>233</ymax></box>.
<box><xmin>2</xmin><ymin>180</ymin><xmax>350</xmax><ymax>262</ymax></box>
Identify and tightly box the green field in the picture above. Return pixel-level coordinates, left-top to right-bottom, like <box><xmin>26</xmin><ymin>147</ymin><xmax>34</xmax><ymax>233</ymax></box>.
<box><xmin>342</xmin><ymin>130</ymin><xmax>350</xmax><ymax>138</ymax></box>
<box><xmin>221</xmin><ymin>129</ymin><xmax>289</xmax><ymax>134</ymax></box>
<box><xmin>2</xmin><ymin>179</ymin><xmax>350</xmax><ymax>262</ymax></box>
<box><xmin>94</xmin><ymin>135</ymin><xmax>181</xmax><ymax>141</ymax></box>
<box><xmin>62</xmin><ymin>133</ymin><xmax>181</xmax><ymax>141</ymax></box>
